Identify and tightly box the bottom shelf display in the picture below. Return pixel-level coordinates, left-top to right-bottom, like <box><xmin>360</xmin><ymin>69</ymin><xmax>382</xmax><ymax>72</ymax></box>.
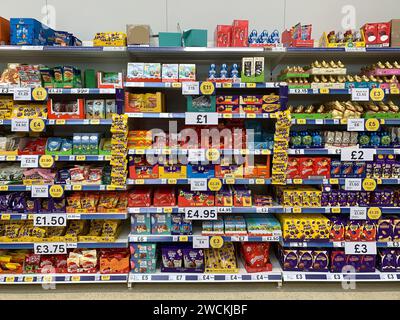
<box><xmin>0</xmin><ymin>273</ymin><xmax>128</xmax><ymax>284</ymax></box>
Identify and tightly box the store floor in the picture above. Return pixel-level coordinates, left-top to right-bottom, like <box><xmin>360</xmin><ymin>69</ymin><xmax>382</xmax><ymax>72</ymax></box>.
<box><xmin>0</xmin><ymin>283</ymin><xmax>400</xmax><ymax>300</ymax></box>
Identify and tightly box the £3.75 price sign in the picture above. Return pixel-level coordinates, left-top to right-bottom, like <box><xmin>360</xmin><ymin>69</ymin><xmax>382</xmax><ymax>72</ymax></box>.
<box><xmin>184</xmin><ymin>208</ymin><xmax>217</xmax><ymax>220</ymax></box>
<box><xmin>34</xmin><ymin>243</ymin><xmax>67</xmax><ymax>255</ymax></box>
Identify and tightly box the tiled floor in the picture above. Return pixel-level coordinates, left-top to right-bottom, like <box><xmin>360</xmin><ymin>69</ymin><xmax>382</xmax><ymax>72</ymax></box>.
<box><xmin>0</xmin><ymin>283</ymin><xmax>399</xmax><ymax>300</ymax></box>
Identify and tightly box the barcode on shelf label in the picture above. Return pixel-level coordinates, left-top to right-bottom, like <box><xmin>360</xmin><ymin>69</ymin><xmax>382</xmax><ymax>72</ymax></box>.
<box><xmin>341</xmin><ymin>149</ymin><xmax>375</xmax><ymax>162</ymax></box>
<box><xmin>193</xmin><ymin>236</ymin><xmax>210</xmax><ymax>249</ymax></box>
<box><xmin>351</xmin><ymin>88</ymin><xmax>370</xmax><ymax>101</ymax></box>
<box><xmin>11</xmin><ymin>118</ymin><xmax>29</xmax><ymax>132</ymax></box>
<box><xmin>344</xmin><ymin>242</ymin><xmax>377</xmax><ymax>255</ymax></box>
<box><xmin>350</xmin><ymin>207</ymin><xmax>367</xmax><ymax>220</ymax></box>
<box><xmin>31</xmin><ymin>185</ymin><xmax>49</xmax><ymax>198</ymax></box>
<box><xmin>190</xmin><ymin>179</ymin><xmax>208</xmax><ymax>191</ymax></box>
<box><xmin>347</xmin><ymin>119</ymin><xmax>365</xmax><ymax>131</ymax></box>
<box><xmin>184</xmin><ymin>208</ymin><xmax>217</xmax><ymax>220</ymax></box>
<box><xmin>344</xmin><ymin>178</ymin><xmax>362</xmax><ymax>191</ymax></box>
<box><xmin>34</xmin><ymin>243</ymin><xmax>67</xmax><ymax>255</ymax></box>
<box><xmin>182</xmin><ymin>82</ymin><xmax>200</xmax><ymax>95</ymax></box>
<box><xmin>20</xmin><ymin>155</ymin><xmax>39</xmax><ymax>168</ymax></box>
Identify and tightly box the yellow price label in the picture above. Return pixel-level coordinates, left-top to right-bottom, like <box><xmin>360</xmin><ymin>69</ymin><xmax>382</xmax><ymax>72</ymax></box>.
<box><xmin>28</xmin><ymin>214</ymin><xmax>34</xmax><ymax>220</ymax></box>
<box><xmin>172</xmin><ymin>82</ymin><xmax>182</xmax><ymax>88</ymax></box>
<box><xmin>320</xmin><ymin>88</ymin><xmax>330</xmax><ymax>94</ymax></box>
<box><xmin>293</xmin><ymin>207</ymin><xmax>302</xmax><ymax>213</ymax></box>
<box><xmin>30</xmin><ymin>118</ymin><xmax>45</xmax><ymax>132</ymax></box>
<box><xmin>225</xmin><ymin>178</ymin><xmax>235</xmax><ymax>184</ymax></box>
<box><xmin>49</xmin><ymin>185</ymin><xmax>64</xmax><ymax>198</ymax></box>
<box><xmin>90</xmin><ymin>119</ymin><xmax>100</xmax><ymax>125</ymax></box>
<box><xmin>105</xmin><ymin>155</ymin><xmax>112</xmax><ymax>161</ymax></box>
<box><xmin>330</xmin><ymin>179</ymin><xmax>339</xmax><ymax>184</ymax></box>
<box><xmin>380</xmin><ymin>119</ymin><xmax>385</xmax><ymax>125</ymax></box>
<box><xmin>367</xmin><ymin>207</ymin><xmax>382</xmax><ymax>220</ymax></box>
<box><xmin>6</xmin><ymin>156</ymin><xmax>16</xmax><ymax>161</ymax></box>
<box><xmin>162</xmin><ymin>149</ymin><xmax>172</xmax><ymax>155</ymax></box>
<box><xmin>246</xmin><ymin>83</ymin><xmax>256</xmax><ymax>88</ymax></box>
<box><xmin>246</xmin><ymin>113</ymin><xmax>257</xmax><ymax>119</ymax></box>
<box><xmin>135</xmin><ymin>179</ymin><xmax>145</xmax><ymax>185</ymax></box>
<box><xmin>71</xmin><ymin>276</ymin><xmax>80</xmax><ymax>282</ymax></box>
<box><xmin>168</xmin><ymin>179</ymin><xmax>177</xmax><ymax>185</ymax></box>
<box><xmin>377</xmin><ymin>178</ymin><xmax>383</xmax><ymax>185</ymax></box>
<box><xmin>39</xmin><ymin>155</ymin><xmax>54</xmax><ymax>168</ymax></box>
<box><xmin>56</xmin><ymin>119</ymin><xmax>66</xmax><ymax>125</ymax></box>
<box><xmin>32</xmin><ymin>87</ymin><xmax>48</xmax><ymax>101</ymax></box>
<box><xmin>164</xmin><ymin>208</ymin><xmax>173</xmax><ymax>213</ymax></box>
<box><xmin>24</xmin><ymin>276</ymin><xmax>34</xmax><ymax>283</ymax></box>
<box><xmin>222</xmin><ymin>83</ymin><xmax>232</xmax><ymax>88</ymax></box>
<box><xmin>5</xmin><ymin>276</ymin><xmax>15</xmax><ymax>283</ymax></box>
<box><xmin>101</xmin><ymin>275</ymin><xmax>111</xmax><ymax>281</ymax></box>
<box><xmin>240</xmin><ymin>149</ymin><xmax>249</xmax><ymax>155</ymax></box>
<box><xmin>293</xmin><ymin>179</ymin><xmax>303</xmax><ymax>184</ymax></box>
<box><xmin>365</xmin><ymin>118</ymin><xmax>380</xmax><ymax>132</ymax></box>
<box><xmin>76</xmin><ymin>155</ymin><xmax>86</xmax><ymax>161</ymax></box>
<box><xmin>331</xmin><ymin>207</ymin><xmax>341</xmax><ymax>213</ymax></box>
<box><xmin>0</xmin><ymin>186</ymin><xmax>8</xmax><ymax>191</ymax></box>
<box><xmin>340</xmin><ymin>119</ymin><xmax>348</xmax><ymax>124</ymax></box>
<box><xmin>363</xmin><ymin>178</ymin><xmax>377</xmax><ymax>191</ymax></box>
<box><xmin>261</xmin><ymin>149</ymin><xmax>271</xmax><ymax>155</ymax></box>
<box><xmin>206</xmin><ymin>149</ymin><xmax>220</xmax><ymax>162</ymax></box>
<box><xmin>200</xmin><ymin>81</ymin><xmax>215</xmax><ymax>95</ymax></box>
<box><xmin>106</xmin><ymin>185</ymin><xmax>116</xmax><ymax>190</ymax></box>
<box><xmin>256</xmin><ymin>179</ymin><xmax>265</xmax><ymax>185</ymax></box>
<box><xmin>1</xmin><ymin>214</ymin><xmax>10</xmax><ymax>220</ymax></box>
<box><xmin>370</xmin><ymin>88</ymin><xmax>385</xmax><ymax>101</ymax></box>
<box><xmin>135</xmin><ymin>149</ymin><xmax>145</xmax><ymax>155</ymax></box>
<box><xmin>210</xmin><ymin>236</ymin><xmax>224</xmax><ymax>249</ymax></box>
<box><xmin>179</xmin><ymin>236</ymin><xmax>189</xmax><ymax>242</ymax></box>
<box><xmin>208</xmin><ymin>178</ymin><xmax>222</xmax><ymax>192</ymax></box>
<box><xmin>223</xmin><ymin>114</ymin><xmax>233</xmax><ymax>119</ymax></box>
<box><xmin>390</xmin><ymin>87</ymin><xmax>400</xmax><ymax>95</ymax></box>
<box><xmin>72</xmin><ymin>185</ymin><xmax>82</xmax><ymax>191</ymax></box>
<box><xmin>297</xmin><ymin>119</ymin><xmax>306</xmax><ymax>125</ymax></box>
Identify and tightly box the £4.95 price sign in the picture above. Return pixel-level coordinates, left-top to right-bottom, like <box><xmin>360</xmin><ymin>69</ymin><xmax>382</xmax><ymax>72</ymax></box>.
<box><xmin>184</xmin><ymin>208</ymin><xmax>217</xmax><ymax>220</ymax></box>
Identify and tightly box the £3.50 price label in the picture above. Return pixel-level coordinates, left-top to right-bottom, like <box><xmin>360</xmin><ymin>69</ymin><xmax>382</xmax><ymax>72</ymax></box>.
<box><xmin>341</xmin><ymin>149</ymin><xmax>375</xmax><ymax>162</ymax></box>
<box><xmin>344</xmin><ymin>242</ymin><xmax>377</xmax><ymax>255</ymax></box>
<box><xmin>185</xmin><ymin>112</ymin><xmax>218</xmax><ymax>125</ymax></box>
<box><xmin>184</xmin><ymin>208</ymin><xmax>217</xmax><ymax>220</ymax></box>
<box><xmin>34</xmin><ymin>214</ymin><xmax>67</xmax><ymax>227</ymax></box>
<box><xmin>34</xmin><ymin>243</ymin><xmax>67</xmax><ymax>255</ymax></box>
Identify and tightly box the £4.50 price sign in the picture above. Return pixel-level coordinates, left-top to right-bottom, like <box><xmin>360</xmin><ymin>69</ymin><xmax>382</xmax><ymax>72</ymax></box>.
<box><xmin>184</xmin><ymin>208</ymin><xmax>217</xmax><ymax>220</ymax></box>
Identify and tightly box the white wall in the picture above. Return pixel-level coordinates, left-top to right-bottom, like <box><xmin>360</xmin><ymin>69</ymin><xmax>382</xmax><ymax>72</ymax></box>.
<box><xmin>1</xmin><ymin>0</ymin><xmax>399</xmax><ymax>42</ymax></box>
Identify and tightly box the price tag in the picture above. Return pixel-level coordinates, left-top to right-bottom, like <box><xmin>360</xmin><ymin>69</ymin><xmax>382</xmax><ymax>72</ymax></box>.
<box><xmin>199</xmin><ymin>81</ymin><xmax>215</xmax><ymax>95</ymax></box>
<box><xmin>188</xmin><ymin>149</ymin><xmax>206</xmax><ymax>162</ymax></box>
<box><xmin>328</xmin><ymin>274</ymin><xmax>344</xmax><ymax>281</ymax></box>
<box><xmin>344</xmin><ymin>178</ymin><xmax>362</xmax><ymax>191</ymax></box>
<box><xmin>347</xmin><ymin>119</ymin><xmax>365</xmax><ymax>131</ymax></box>
<box><xmin>351</xmin><ymin>88</ymin><xmax>370</xmax><ymax>101</ymax></box>
<box><xmin>29</xmin><ymin>118</ymin><xmax>46</xmax><ymax>132</ymax></box>
<box><xmin>20</xmin><ymin>155</ymin><xmax>39</xmax><ymax>168</ymax></box>
<box><xmin>290</xmin><ymin>88</ymin><xmax>308</xmax><ymax>94</ymax></box>
<box><xmin>11</xmin><ymin>118</ymin><xmax>29</xmax><ymax>132</ymax></box>
<box><xmin>33</xmin><ymin>214</ymin><xmax>67</xmax><ymax>227</ymax></box>
<box><xmin>367</xmin><ymin>207</ymin><xmax>382</xmax><ymax>220</ymax></box>
<box><xmin>370</xmin><ymin>88</ymin><xmax>385</xmax><ymax>102</ymax></box>
<box><xmin>32</xmin><ymin>87</ymin><xmax>48</xmax><ymax>101</ymax></box>
<box><xmin>341</xmin><ymin>149</ymin><xmax>375</xmax><ymax>162</ymax></box>
<box><xmin>34</xmin><ymin>243</ymin><xmax>67</xmax><ymax>255</ymax></box>
<box><xmin>49</xmin><ymin>185</ymin><xmax>64</xmax><ymax>198</ymax></box>
<box><xmin>31</xmin><ymin>185</ymin><xmax>49</xmax><ymax>198</ymax></box>
<box><xmin>71</xmin><ymin>88</ymin><xmax>90</xmax><ymax>94</ymax></box>
<box><xmin>13</xmin><ymin>87</ymin><xmax>31</xmax><ymax>101</ymax></box>
<box><xmin>344</xmin><ymin>242</ymin><xmax>377</xmax><ymax>255</ymax></box>
<box><xmin>193</xmin><ymin>236</ymin><xmax>210</xmax><ymax>249</ymax></box>
<box><xmin>365</xmin><ymin>118</ymin><xmax>380</xmax><ymax>132</ymax></box>
<box><xmin>184</xmin><ymin>207</ymin><xmax>217</xmax><ymax>220</ymax></box>
<box><xmin>190</xmin><ymin>178</ymin><xmax>208</xmax><ymax>191</ymax></box>
<box><xmin>208</xmin><ymin>178</ymin><xmax>222</xmax><ymax>191</ymax></box>
<box><xmin>345</xmin><ymin>47</ymin><xmax>366</xmax><ymax>52</ymax></box>
<box><xmin>39</xmin><ymin>155</ymin><xmax>54</xmax><ymax>168</ymax></box>
<box><xmin>210</xmin><ymin>236</ymin><xmax>224</xmax><ymax>249</ymax></box>
<box><xmin>185</xmin><ymin>112</ymin><xmax>218</xmax><ymax>125</ymax></box>
<box><xmin>182</xmin><ymin>82</ymin><xmax>200</xmax><ymax>95</ymax></box>
<box><xmin>350</xmin><ymin>207</ymin><xmax>367</xmax><ymax>220</ymax></box>
<box><xmin>218</xmin><ymin>207</ymin><xmax>232</xmax><ymax>213</ymax></box>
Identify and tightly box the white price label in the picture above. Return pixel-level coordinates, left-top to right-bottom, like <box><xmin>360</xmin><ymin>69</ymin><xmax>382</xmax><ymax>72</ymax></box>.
<box><xmin>34</xmin><ymin>243</ymin><xmax>67</xmax><ymax>255</ymax></box>
<box><xmin>13</xmin><ymin>87</ymin><xmax>32</xmax><ymax>101</ymax></box>
<box><xmin>351</xmin><ymin>88</ymin><xmax>370</xmax><ymax>101</ymax></box>
<box><xmin>11</xmin><ymin>118</ymin><xmax>30</xmax><ymax>132</ymax></box>
<box><xmin>48</xmin><ymin>88</ymin><xmax>63</xmax><ymax>94</ymax></box>
<box><xmin>344</xmin><ymin>178</ymin><xmax>362</xmax><ymax>191</ymax></box>
<box><xmin>184</xmin><ymin>207</ymin><xmax>217</xmax><ymax>220</ymax></box>
<box><xmin>381</xmin><ymin>273</ymin><xmax>397</xmax><ymax>281</ymax></box>
<box><xmin>190</xmin><ymin>179</ymin><xmax>208</xmax><ymax>191</ymax></box>
<box><xmin>31</xmin><ymin>185</ymin><xmax>49</xmax><ymax>198</ymax></box>
<box><xmin>289</xmin><ymin>88</ymin><xmax>308</xmax><ymax>94</ymax></box>
<box><xmin>344</xmin><ymin>242</ymin><xmax>377</xmax><ymax>255</ymax></box>
<box><xmin>387</xmin><ymin>242</ymin><xmax>400</xmax><ymax>248</ymax></box>
<box><xmin>218</xmin><ymin>207</ymin><xmax>232</xmax><ymax>213</ymax></box>
<box><xmin>33</xmin><ymin>214</ymin><xmax>67</xmax><ymax>227</ymax></box>
<box><xmin>188</xmin><ymin>149</ymin><xmax>206</xmax><ymax>162</ymax></box>
<box><xmin>103</xmin><ymin>46</ymin><xmax>126</xmax><ymax>51</ymax></box>
<box><xmin>193</xmin><ymin>236</ymin><xmax>210</xmax><ymax>249</ymax></box>
<box><xmin>230</xmin><ymin>236</ymin><xmax>248</xmax><ymax>242</ymax></box>
<box><xmin>20</xmin><ymin>155</ymin><xmax>39</xmax><ymax>168</ymax></box>
<box><xmin>345</xmin><ymin>47</ymin><xmax>366</xmax><ymax>52</ymax></box>
<box><xmin>347</xmin><ymin>119</ymin><xmax>365</xmax><ymax>131</ymax></box>
<box><xmin>328</xmin><ymin>274</ymin><xmax>344</xmax><ymax>281</ymax></box>
<box><xmin>185</xmin><ymin>112</ymin><xmax>219</xmax><ymax>125</ymax></box>
<box><xmin>286</xmin><ymin>273</ymin><xmax>306</xmax><ymax>281</ymax></box>
<box><xmin>256</xmin><ymin>207</ymin><xmax>269</xmax><ymax>213</ymax></box>
<box><xmin>341</xmin><ymin>149</ymin><xmax>375</xmax><ymax>162</ymax></box>
<box><xmin>71</xmin><ymin>88</ymin><xmax>90</xmax><ymax>94</ymax></box>
<box><xmin>350</xmin><ymin>207</ymin><xmax>367</xmax><ymax>220</ymax></box>
<box><xmin>21</xmin><ymin>46</ymin><xmax>44</xmax><ymax>51</ymax></box>
<box><xmin>182</xmin><ymin>82</ymin><xmax>200</xmax><ymax>95</ymax></box>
